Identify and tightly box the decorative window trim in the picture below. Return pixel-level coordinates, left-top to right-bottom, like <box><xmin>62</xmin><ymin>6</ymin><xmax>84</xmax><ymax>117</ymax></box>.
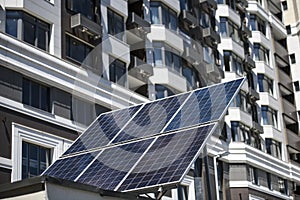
<box><xmin>11</xmin><ymin>123</ymin><xmax>72</xmax><ymax>182</ymax></box>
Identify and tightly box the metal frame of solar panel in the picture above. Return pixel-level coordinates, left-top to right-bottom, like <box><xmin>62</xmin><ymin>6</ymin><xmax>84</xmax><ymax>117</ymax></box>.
<box><xmin>42</xmin><ymin>77</ymin><xmax>245</xmax><ymax>193</ymax></box>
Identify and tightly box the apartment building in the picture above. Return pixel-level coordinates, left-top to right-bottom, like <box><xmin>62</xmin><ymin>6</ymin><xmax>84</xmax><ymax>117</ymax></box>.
<box><xmin>0</xmin><ymin>0</ymin><xmax>300</xmax><ymax>199</ymax></box>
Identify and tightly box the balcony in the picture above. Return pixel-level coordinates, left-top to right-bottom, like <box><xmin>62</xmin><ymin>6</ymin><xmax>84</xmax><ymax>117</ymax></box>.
<box><xmin>278</xmin><ymin>69</ymin><xmax>292</xmax><ymax>90</ymax></box>
<box><xmin>70</xmin><ymin>13</ymin><xmax>102</xmax><ymax>38</ymax></box>
<box><xmin>251</xmin><ymin>121</ymin><xmax>263</xmax><ymax>134</ymax></box>
<box><xmin>274</xmin><ymin>41</ymin><xmax>289</xmax><ymax>63</ymax></box>
<box><xmin>243</xmin><ymin>55</ymin><xmax>255</xmax><ymax>71</ymax></box>
<box><xmin>282</xmin><ymin>98</ymin><xmax>297</xmax><ymax>121</ymax></box>
<box><xmin>248</xmin><ymin>88</ymin><xmax>260</xmax><ymax>102</ymax></box>
<box><xmin>180</xmin><ymin>10</ymin><xmax>197</xmax><ymax>28</ymax></box>
<box><xmin>287</xmin><ymin>129</ymin><xmax>300</xmax><ymax>152</ymax></box>
<box><xmin>128</xmin><ymin>56</ymin><xmax>153</xmax><ymax>84</ymax></box>
<box><xmin>206</xmin><ymin>63</ymin><xmax>223</xmax><ymax>80</ymax></box>
<box><xmin>190</xmin><ymin>26</ymin><xmax>203</xmax><ymax>42</ymax></box>
<box><xmin>194</xmin><ymin>0</ymin><xmax>217</xmax><ymax>12</ymax></box>
<box><xmin>202</xmin><ymin>27</ymin><xmax>220</xmax><ymax>49</ymax></box>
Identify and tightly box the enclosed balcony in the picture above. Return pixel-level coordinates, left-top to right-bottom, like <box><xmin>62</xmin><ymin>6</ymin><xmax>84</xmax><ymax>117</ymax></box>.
<box><xmin>126</xmin><ymin>12</ymin><xmax>150</xmax><ymax>44</ymax></box>
<box><xmin>248</xmin><ymin>88</ymin><xmax>260</xmax><ymax>102</ymax></box>
<box><xmin>251</xmin><ymin>121</ymin><xmax>264</xmax><ymax>134</ymax></box>
<box><xmin>70</xmin><ymin>13</ymin><xmax>102</xmax><ymax>38</ymax></box>
<box><xmin>202</xmin><ymin>27</ymin><xmax>220</xmax><ymax>49</ymax></box>
<box><xmin>236</xmin><ymin>0</ymin><xmax>248</xmax><ymax>11</ymax></box>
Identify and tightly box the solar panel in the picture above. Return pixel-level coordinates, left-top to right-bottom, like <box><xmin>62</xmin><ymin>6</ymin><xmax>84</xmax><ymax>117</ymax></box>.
<box><xmin>43</xmin><ymin>78</ymin><xmax>245</xmax><ymax>193</ymax></box>
<box><xmin>117</xmin><ymin>124</ymin><xmax>215</xmax><ymax>192</ymax></box>
<box><xmin>164</xmin><ymin>78</ymin><xmax>244</xmax><ymax>132</ymax></box>
<box><xmin>75</xmin><ymin>138</ymin><xmax>155</xmax><ymax>191</ymax></box>
<box><xmin>63</xmin><ymin>105</ymin><xmax>143</xmax><ymax>155</ymax></box>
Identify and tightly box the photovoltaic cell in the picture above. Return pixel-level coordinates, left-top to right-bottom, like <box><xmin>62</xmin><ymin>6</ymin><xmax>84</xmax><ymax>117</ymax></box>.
<box><xmin>165</xmin><ymin>78</ymin><xmax>243</xmax><ymax>132</ymax></box>
<box><xmin>76</xmin><ymin>138</ymin><xmax>154</xmax><ymax>191</ymax></box>
<box><xmin>63</xmin><ymin>105</ymin><xmax>142</xmax><ymax>155</ymax></box>
<box><xmin>42</xmin><ymin>150</ymin><xmax>100</xmax><ymax>181</ymax></box>
<box><xmin>117</xmin><ymin>124</ymin><xmax>215</xmax><ymax>191</ymax></box>
<box><xmin>112</xmin><ymin>92</ymin><xmax>189</xmax><ymax>143</ymax></box>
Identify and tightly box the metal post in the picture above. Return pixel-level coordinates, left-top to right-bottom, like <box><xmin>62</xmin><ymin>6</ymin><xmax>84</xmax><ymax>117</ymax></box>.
<box><xmin>213</xmin><ymin>155</ymin><xmax>220</xmax><ymax>200</ymax></box>
<box><xmin>204</xmin><ymin>146</ymin><xmax>213</xmax><ymax>200</ymax></box>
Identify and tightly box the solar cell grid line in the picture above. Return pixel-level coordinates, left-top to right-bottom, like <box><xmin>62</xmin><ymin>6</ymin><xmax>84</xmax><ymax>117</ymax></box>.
<box><xmin>62</xmin><ymin>104</ymin><xmax>144</xmax><ymax>156</ymax></box>
<box><xmin>116</xmin><ymin>123</ymin><xmax>216</xmax><ymax>192</ymax></box>
<box><xmin>75</xmin><ymin>137</ymin><xmax>156</xmax><ymax>191</ymax></box>
<box><xmin>111</xmin><ymin>92</ymin><xmax>190</xmax><ymax>144</ymax></box>
<box><xmin>163</xmin><ymin>77</ymin><xmax>245</xmax><ymax>132</ymax></box>
<box><xmin>42</xmin><ymin>150</ymin><xmax>101</xmax><ymax>181</ymax></box>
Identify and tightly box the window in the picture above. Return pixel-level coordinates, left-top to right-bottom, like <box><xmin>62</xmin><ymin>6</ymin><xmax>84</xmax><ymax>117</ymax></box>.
<box><xmin>253</xmin><ymin>43</ymin><xmax>269</xmax><ymax>64</ymax></box>
<box><xmin>286</xmin><ymin>25</ymin><xmax>291</xmax><ymax>35</ymax></box>
<box><xmin>282</xmin><ymin>1</ymin><xmax>288</xmax><ymax>10</ymax></box>
<box><xmin>261</xmin><ymin>106</ymin><xmax>278</xmax><ymax>128</ymax></box>
<box><xmin>267</xmin><ymin>173</ymin><xmax>272</xmax><ymax>190</ymax></box>
<box><xmin>294</xmin><ymin>81</ymin><xmax>300</xmax><ymax>91</ymax></box>
<box><xmin>223</xmin><ymin>51</ymin><xmax>244</xmax><ymax>76</ymax></box>
<box><xmin>71</xmin><ymin>97</ymin><xmax>95</xmax><ymax>126</ymax></box>
<box><xmin>108</xmin><ymin>8</ymin><xmax>125</xmax><ymax>41</ymax></box>
<box><xmin>231</xmin><ymin>91</ymin><xmax>251</xmax><ymax>113</ymax></box>
<box><xmin>109</xmin><ymin>58</ymin><xmax>127</xmax><ymax>87</ymax></box>
<box><xmin>278</xmin><ymin>177</ymin><xmax>288</xmax><ymax>194</ymax></box>
<box><xmin>249</xmin><ymin>14</ymin><xmax>266</xmax><ymax>35</ymax></box>
<box><xmin>290</xmin><ymin>53</ymin><xmax>296</xmax><ymax>64</ymax></box>
<box><xmin>231</xmin><ymin>122</ymin><xmax>261</xmax><ymax>149</ymax></box>
<box><xmin>257</xmin><ymin>74</ymin><xmax>274</xmax><ymax>95</ymax></box>
<box><xmin>248</xmin><ymin>166</ymin><xmax>259</xmax><ymax>185</ymax></box>
<box><xmin>22</xmin><ymin>141</ymin><xmax>51</xmax><ymax>179</ymax></box>
<box><xmin>177</xmin><ymin>185</ymin><xmax>189</xmax><ymax>200</ymax></box>
<box><xmin>182</xmin><ymin>64</ymin><xmax>200</xmax><ymax>90</ymax></box>
<box><xmin>23</xmin><ymin>78</ymin><xmax>50</xmax><ymax>112</ymax></box>
<box><xmin>150</xmin><ymin>2</ymin><xmax>178</xmax><ymax>31</ymax></box>
<box><xmin>153</xmin><ymin>42</ymin><xmax>183</xmax><ymax>73</ymax></box>
<box><xmin>200</xmin><ymin>12</ymin><xmax>211</xmax><ymax>28</ymax></box>
<box><xmin>6</xmin><ymin>11</ymin><xmax>50</xmax><ymax>51</ymax></box>
<box><xmin>66</xmin><ymin>0</ymin><xmax>97</xmax><ymax>21</ymax></box>
<box><xmin>265</xmin><ymin>138</ymin><xmax>281</xmax><ymax>159</ymax></box>
<box><xmin>155</xmin><ymin>84</ymin><xmax>174</xmax><ymax>99</ymax></box>
<box><xmin>219</xmin><ymin>17</ymin><xmax>242</xmax><ymax>44</ymax></box>
<box><xmin>66</xmin><ymin>35</ymin><xmax>93</xmax><ymax>63</ymax></box>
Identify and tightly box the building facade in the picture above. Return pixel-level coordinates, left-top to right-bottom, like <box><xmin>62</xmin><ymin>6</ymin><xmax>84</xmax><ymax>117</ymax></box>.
<box><xmin>0</xmin><ymin>0</ymin><xmax>299</xmax><ymax>199</ymax></box>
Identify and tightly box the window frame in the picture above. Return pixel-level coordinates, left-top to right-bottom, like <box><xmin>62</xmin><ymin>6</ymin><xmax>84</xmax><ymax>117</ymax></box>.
<box><xmin>12</xmin><ymin>123</ymin><xmax>72</xmax><ymax>182</ymax></box>
<box><xmin>109</xmin><ymin>57</ymin><xmax>127</xmax><ymax>87</ymax></box>
<box><xmin>150</xmin><ymin>2</ymin><xmax>178</xmax><ymax>31</ymax></box>
<box><xmin>107</xmin><ymin>8</ymin><xmax>125</xmax><ymax>41</ymax></box>
<box><xmin>261</xmin><ymin>106</ymin><xmax>278</xmax><ymax>128</ymax></box>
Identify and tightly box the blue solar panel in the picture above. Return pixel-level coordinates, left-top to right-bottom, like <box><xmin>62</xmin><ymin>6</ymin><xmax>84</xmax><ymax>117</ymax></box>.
<box><xmin>44</xmin><ymin>78</ymin><xmax>245</xmax><ymax>193</ymax></box>
<box><xmin>42</xmin><ymin>150</ymin><xmax>100</xmax><ymax>181</ymax></box>
<box><xmin>112</xmin><ymin>92</ymin><xmax>189</xmax><ymax>143</ymax></box>
<box><xmin>63</xmin><ymin>105</ymin><xmax>142</xmax><ymax>155</ymax></box>
<box><xmin>75</xmin><ymin>138</ymin><xmax>155</xmax><ymax>191</ymax></box>
<box><xmin>117</xmin><ymin>124</ymin><xmax>215</xmax><ymax>192</ymax></box>
<box><xmin>164</xmin><ymin>78</ymin><xmax>244</xmax><ymax>132</ymax></box>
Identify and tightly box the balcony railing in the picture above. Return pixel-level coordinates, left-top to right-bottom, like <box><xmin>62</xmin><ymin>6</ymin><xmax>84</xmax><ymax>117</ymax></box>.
<box><xmin>194</xmin><ymin>0</ymin><xmax>217</xmax><ymax>12</ymax></box>
<box><xmin>243</xmin><ymin>55</ymin><xmax>255</xmax><ymax>71</ymax></box>
<box><xmin>180</xmin><ymin>10</ymin><xmax>197</xmax><ymax>28</ymax></box>
<box><xmin>126</xmin><ymin>12</ymin><xmax>150</xmax><ymax>33</ymax></box>
<box><xmin>128</xmin><ymin>55</ymin><xmax>153</xmax><ymax>83</ymax></box>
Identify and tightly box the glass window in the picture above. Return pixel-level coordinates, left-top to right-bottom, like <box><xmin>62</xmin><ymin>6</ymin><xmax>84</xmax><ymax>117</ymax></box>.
<box><xmin>223</xmin><ymin>51</ymin><xmax>243</xmax><ymax>75</ymax></box>
<box><xmin>6</xmin><ymin>11</ymin><xmax>19</xmax><ymax>37</ymax></box>
<box><xmin>66</xmin><ymin>0</ymin><xmax>96</xmax><ymax>21</ymax></box>
<box><xmin>155</xmin><ymin>84</ymin><xmax>174</xmax><ymax>99</ymax></box>
<box><xmin>248</xmin><ymin>166</ymin><xmax>259</xmax><ymax>185</ymax></box>
<box><xmin>265</xmin><ymin>138</ymin><xmax>281</xmax><ymax>159</ymax></box>
<box><xmin>219</xmin><ymin>17</ymin><xmax>241</xmax><ymax>44</ymax></box>
<box><xmin>261</xmin><ymin>106</ymin><xmax>278</xmax><ymax>128</ymax></box>
<box><xmin>278</xmin><ymin>177</ymin><xmax>288</xmax><ymax>194</ymax></box>
<box><xmin>253</xmin><ymin>43</ymin><xmax>269</xmax><ymax>64</ymax></box>
<box><xmin>22</xmin><ymin>141</ymin><xmax>51</xmax><ymax>179</ymax></box>
<box><xmin>182</xmin><ymin>64</ymin><xmax>200</xmax><ymax>90</ymax></box>
<box><xmin>294</xmin><ymin>81</ymin><xmax>300</xmax><ymax>91</ymax></box>
<box><xmin>22</xmin><ymin>78</ymin><xmax>50</xmax><ymax>112</ymax></box>
<box><xmin>250</xmin><ymin>14</ymin><xmax>266</xmax><ymax>35</ymax></box>
<box><xmin>178</xmin><ymin>185</ymin><xmax>189</xmax><ymax>200</ymax></box>
<box><xmin>6</xmin><ymin>11</ymin><xmax>50</xmax><ymax>51</ymax></box>
<box><xmin>66</xmin><ymin>35</ymin><xmax>92</xmax><ymax>64</ymax></box>
<box><xmin>257</xmin><ymin>74</ymin><xmax>273</xmax><ymax>95</ymax></box>
<box><xmin>107</xmin><ymin>9</ymin><xmax>124</xmax><ymax>41</ymax></box>
<box><xmin>150</xmin><ymin>2</ymin><xmax>178</xmax><ymax>31</ymax></box>
<box><xmin>109</xmin><ymin>58</ymin><xmax>127</xmax><ymax>87</ymax></box>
